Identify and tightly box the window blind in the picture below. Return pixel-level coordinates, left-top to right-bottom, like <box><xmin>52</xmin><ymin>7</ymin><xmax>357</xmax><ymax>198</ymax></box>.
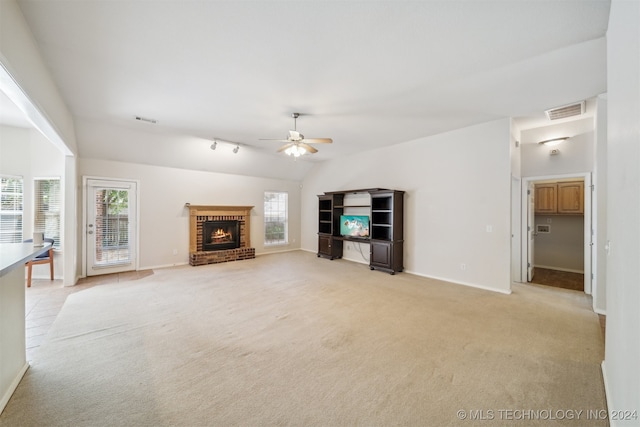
<box><xmin>34</xmin><ymin>178</ymin><xmax>61</xmax><ymax>249</ymax></box>
<box><xmin>0</xmin><ymin>176</ymin><xmax>24</xmax><ymax>243</ymax></box>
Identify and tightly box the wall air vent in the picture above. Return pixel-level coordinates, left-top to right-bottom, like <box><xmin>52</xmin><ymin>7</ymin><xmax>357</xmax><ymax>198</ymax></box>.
<box><xmin>545</xmin><ymin>101</ymin><xmax>585</xmax><ymax>121</ymax></box>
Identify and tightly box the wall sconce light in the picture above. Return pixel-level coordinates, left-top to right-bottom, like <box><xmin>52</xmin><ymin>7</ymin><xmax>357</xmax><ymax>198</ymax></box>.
<box><xmin>233</xmin><ymin>145</ymin><xmax>240</xmax><ymax>154</ymax></box>
<box><xmin>538</xmin><ymin>137</ymin><xmax>569</xmax><ymax>146</ymax></box>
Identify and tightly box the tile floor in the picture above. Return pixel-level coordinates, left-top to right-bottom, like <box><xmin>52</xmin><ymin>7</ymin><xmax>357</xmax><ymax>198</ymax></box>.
<box><xmin>25</xmin><ymin>270</ymin><xmax>153</xmax><ymax>361</ymax></box>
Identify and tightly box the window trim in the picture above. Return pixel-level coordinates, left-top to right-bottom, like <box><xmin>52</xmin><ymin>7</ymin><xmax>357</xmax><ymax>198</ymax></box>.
<box><xmin>264</xmin><ymin>191</ymin><xmax>289</xmax><ymax>247</ymax></box>
<box><xmin>0</xmin><ymin>175</ymin><xmax>24</xmax><ymax>244</ymax></box>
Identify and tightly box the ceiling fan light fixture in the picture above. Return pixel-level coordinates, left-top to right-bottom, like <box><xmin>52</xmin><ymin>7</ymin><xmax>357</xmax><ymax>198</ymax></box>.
<box><xmin>285</xmin><ymin>145</ymin><xmax>307</xmax><ymax>157</ymax></box>
<box><xmin>259</xmin><ymin>112</ymin><xmax>332</xmax><ymax>155</ymax></box>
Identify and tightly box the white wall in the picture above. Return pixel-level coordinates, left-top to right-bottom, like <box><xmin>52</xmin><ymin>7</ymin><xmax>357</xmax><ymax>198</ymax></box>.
<box><xmin>0</xmin><ymin>0</ymin><xmax>78</xmax><ymax>286</ymax></box>
<box><xmin>79</xmin><ymin>159</ymin><xmax>302</xmax><ymax>271</ymax></box>
<box><xmin>510</xmin><ymin>121</ymin><xmax>522</xmax><ymax>283</ymax></box>
<box><xmin>603</xmin><ymin>0</ymin><xmax>640</xmax><ymax>422</ymax></box>
<box><xmin>520</xmin><ymin>118</ymin><xmax>594</xmax><ymax>178</ymax></box>
<box><xmin>0</xmin><ymin>125</ymin><xmax>66</xmax><ymax>279</ymax></box>
<box><xmin>302</xmin><ymin>119</ymin><xmax>512</xmax><ymax>294</ymax></box>
<box><xmin>0</xmin><ymin>126</ymin><xmax>31</xmax><ymax>173</ymax></box>
<box><xmin>594</xmin><ymin>95</ymin><xmax>607</xmax><ymax>313</ymax></box>
<box><xmin>0</xmin><ymin>0</ymin><xmax>76</xmax><ymax>155</ymax></box>
<box><xmin>533</xmin><ymin>214</ymin><xmax>584</xmax><ymax>272</ymax></box>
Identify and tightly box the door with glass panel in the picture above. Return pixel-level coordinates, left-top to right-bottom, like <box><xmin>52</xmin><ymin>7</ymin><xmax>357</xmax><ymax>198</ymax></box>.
<box><xmin>86</xmin><ymin>179</ymin><xmax>137</xmax><ymax>276</ymax></box>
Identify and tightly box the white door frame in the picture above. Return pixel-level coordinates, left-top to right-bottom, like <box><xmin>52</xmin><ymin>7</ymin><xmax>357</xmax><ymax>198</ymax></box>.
<box><xmin>511</xmin><ymin>176</ymin><xmax>522</xmax><ymax>283</ymax></box>
<box><xmin>82</xmin><ymin>176</ymin><xmax>140</xmax><ymax>277</ymax></box>
<box><xmin>520</xmin><ymin>172</ymin><xmax>593</xmax><ymax>295</ymax></box>
<box><xmin>526</xmin><ymin>180</ymin><xmax>536</xmax><ymax>282</ymax></box>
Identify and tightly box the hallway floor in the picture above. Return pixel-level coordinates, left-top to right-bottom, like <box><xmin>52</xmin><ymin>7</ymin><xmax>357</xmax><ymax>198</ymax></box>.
<box><xmin>529</xmin><ymin>267</ymin><xmax>584</xmax><ymax>291</ymax></box>
<box><xmin>528</xmin><ymin>267</ymin><xmax>605</xmax><ymax>337</ymax></box>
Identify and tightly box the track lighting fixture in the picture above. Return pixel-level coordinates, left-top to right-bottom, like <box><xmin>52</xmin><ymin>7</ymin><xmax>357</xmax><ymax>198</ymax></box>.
<box><xmin>210</xmin><ymin>138</ymin><xmax>241</xmax><ymax>154</ymax></box>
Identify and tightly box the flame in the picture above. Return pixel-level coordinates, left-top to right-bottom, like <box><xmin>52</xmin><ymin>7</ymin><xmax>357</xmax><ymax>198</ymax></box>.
<box><xmin>211</xmin><ymin>228</ymin><xmax>233</xmax><ymax>242</ymax></box>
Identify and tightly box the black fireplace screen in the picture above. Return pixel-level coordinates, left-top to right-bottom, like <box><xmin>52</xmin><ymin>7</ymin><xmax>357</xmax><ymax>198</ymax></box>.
<box><xmin>202</xmin><ymin>220</ymin><xmax>240</xmax><ymax>251</ymax></box>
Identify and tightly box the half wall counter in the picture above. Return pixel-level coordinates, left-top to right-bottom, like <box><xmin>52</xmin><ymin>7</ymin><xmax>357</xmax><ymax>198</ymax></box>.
<box><xmin>0</xmin><ymin>242</ymin><xmax>52</xmax><ymax>414</ymax></box>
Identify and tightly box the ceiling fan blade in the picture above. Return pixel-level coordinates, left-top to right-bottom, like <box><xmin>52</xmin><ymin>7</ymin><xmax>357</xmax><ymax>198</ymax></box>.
<box><xmin>259</xmin><ymin>138</ymin><xmax>289</xmax><ymax>141</ymax></box>
<box><xmin>302</xmin><ymin>138</ymin><xmax>333</xmax><ymax>144</ymax></box>
<box><xmin>277</xmin><ymin>143</ymin><xmax>295</xmax><ymax>153</ymax></box>
<box><xmin>299</xmin><ymin>142</ymin><xmax>318</xmax><ymax>153</ymax></box>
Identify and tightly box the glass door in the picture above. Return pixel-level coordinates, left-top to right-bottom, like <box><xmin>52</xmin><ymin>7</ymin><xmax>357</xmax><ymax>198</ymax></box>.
<box><xmin>86</xmin><ymin>179</ymin><xmax>137</xmax><ymax>276</ymax></box>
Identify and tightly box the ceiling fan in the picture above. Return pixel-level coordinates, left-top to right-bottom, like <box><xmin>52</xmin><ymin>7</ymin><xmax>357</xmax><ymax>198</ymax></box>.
<box><xmin>260</xmin><ymin>113</ymin><xmax>332</xmax><ymax>157</ymax></box>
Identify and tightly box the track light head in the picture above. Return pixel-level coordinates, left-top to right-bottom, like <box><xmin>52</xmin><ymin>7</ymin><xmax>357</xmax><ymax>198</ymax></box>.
<box><xmin>233</xmin><ymin>145</ymin><xmax>240</xmax><ymax>154</ymax></box>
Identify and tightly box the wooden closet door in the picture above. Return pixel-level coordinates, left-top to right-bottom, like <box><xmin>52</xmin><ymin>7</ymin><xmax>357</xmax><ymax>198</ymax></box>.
<box><xmin>534</xmin><ymin>183</ymin><xmax>557</xmax><ymax>214</ymax></box>
<box><xmin>557</xmin><ymin>181</ymin><xmax>584</xmax><ymax>214</ymax></box>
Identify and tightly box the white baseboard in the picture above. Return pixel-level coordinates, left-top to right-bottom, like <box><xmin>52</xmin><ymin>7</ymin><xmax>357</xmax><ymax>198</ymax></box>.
<box><xmin>141</xmin><ymin>262</ymin><xmax>189</xmax><ymax>271</ymax></box>
<box><xmin>301</xmin><ymin>249</ymin><xmax>513</xmax><ymax>295</ymax></box>
<box><xmin>256</xmin><ymin>248</ymin><xmax>299</xmax><ymax>256</ymax></box>
<box><xmin>403</xmin><ymin>269</ymin><xmax>512</xmax><ymax>295</ymax></box>
<box><xmin>601</xmin><ymin>361</ymin><xmax>615</xmax><ymax>427</ymax></box>
<box><xmin>0</xmin><ymin>361</ymin><xmax>29</xmax><ymax>415</ymax></box>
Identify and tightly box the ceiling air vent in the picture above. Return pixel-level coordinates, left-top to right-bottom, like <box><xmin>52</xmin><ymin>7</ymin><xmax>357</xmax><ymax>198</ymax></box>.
<box><xmin>545</xmin><ymin>101</ymin><xmax>585</xmax><ymax>121</ymax></box>
<box><xmin>135</xmin><ymin>115</ymin><xmax>157</xmax><ymax>124</ymax></box>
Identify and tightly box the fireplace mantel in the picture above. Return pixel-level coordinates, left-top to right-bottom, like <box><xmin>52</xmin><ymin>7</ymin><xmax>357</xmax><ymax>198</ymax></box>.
<box><xmin>186</xmin><ymin>205</ymin><xmax>254</xmax><ymax>215</ymax></box>
<box><xmin>187</xmin><ymin>205</ymin><xmax>254</xmax><ymax>265</ymax></box>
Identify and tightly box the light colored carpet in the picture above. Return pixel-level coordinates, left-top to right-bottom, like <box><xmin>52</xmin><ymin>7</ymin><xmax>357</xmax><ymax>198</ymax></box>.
<box><xmin>1</xmin><ymin>251</ymin><xmax>607</xmax><ymax>426</ymax></box>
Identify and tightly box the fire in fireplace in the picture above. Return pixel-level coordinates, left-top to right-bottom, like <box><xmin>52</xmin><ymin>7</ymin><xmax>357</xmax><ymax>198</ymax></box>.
<box><xmin>202</xmin><ymin>220</ymin><xmax>240</xmax><ymax>251</ymax></box>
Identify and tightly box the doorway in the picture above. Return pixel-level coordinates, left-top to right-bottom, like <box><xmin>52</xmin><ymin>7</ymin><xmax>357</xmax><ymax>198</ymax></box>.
<box><xmin>83</xmin><ymin>178</ymin><xmax>138</xmax><ymax>276</ymax></box>
<box><xmin>520</xmin><ymin>173</ymin><xmax>592</xmax><ymax>295</ymax></box>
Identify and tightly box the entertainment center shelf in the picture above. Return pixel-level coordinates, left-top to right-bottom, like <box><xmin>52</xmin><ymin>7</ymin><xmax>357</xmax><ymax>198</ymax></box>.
<box><xmin>317</xmin><ymin>188</ymin><xmax>404</xmax><ymax>274</ymax></box>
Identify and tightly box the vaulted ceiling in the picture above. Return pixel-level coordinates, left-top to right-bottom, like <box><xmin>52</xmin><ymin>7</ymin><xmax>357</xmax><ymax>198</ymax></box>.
<box><xmin>11</xmin><ymin>0</ymin><xmax>609</xmax><ymax>180</ymax></box>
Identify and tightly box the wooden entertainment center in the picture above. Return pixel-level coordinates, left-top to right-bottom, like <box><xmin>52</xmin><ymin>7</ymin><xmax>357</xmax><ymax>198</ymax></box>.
<box><xmin>317</xmin><ymin>188</ymin><xmax>404</xmax><ymax>274</ymax></box>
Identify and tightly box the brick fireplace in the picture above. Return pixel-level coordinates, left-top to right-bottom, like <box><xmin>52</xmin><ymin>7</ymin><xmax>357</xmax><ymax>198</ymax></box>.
<box><xmin>187</xmin><ymin>205</ymin><xmax>255</xmax><ymax>266</ymax></box>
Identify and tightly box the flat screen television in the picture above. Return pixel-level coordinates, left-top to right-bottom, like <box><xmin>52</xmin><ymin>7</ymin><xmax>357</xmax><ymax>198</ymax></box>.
<box><xmin>339</xmin><ymin>215</ymin><xmax>370</xmax><ymax>238</ymax></box>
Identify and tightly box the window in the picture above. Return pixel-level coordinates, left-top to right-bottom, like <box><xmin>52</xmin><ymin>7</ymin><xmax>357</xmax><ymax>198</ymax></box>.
<box><xmin>264</xmin><ymin>191</ymin><xmax>288</xmax><ymax>246</ymax></box>
<box><xmin>94</xmin><ymin>188</ymin><xmax>130</xmax><ymax>264</ymax></box>
<box><xmin>34</xmin><ymin>178</ymin><xmax>61</xmax><ymax>249</ymax></box>
<box><xmin>0</xmin><ymin>176</ymin><xmax>24</xmax><ymax>243</ymax></box>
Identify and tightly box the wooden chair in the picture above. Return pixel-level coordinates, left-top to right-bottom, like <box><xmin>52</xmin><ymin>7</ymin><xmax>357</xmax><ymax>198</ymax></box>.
<box><xmin>24</xmin><ymin>238</ymin><xmax>55</xmax><ymax>287</ymax></box>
